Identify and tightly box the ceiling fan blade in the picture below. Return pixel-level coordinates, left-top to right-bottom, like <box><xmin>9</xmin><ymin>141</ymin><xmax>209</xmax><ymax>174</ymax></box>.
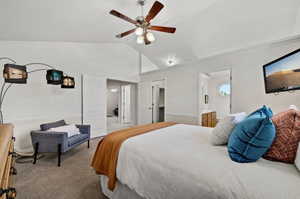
<box><xmin>110</xmin><ymin>10</ymin><xmax>138</xmax><ymax>25</ymax></box>
<box><xmin>145</xmin><ymin>1</ymin><xmax>164</xmax><ymax>22</ymax></box>
<box><xmin>116</xmin><ymin>29</ymin><xmax>136</xmax><ymax>38</ymax></box>
<box><xmin>149</xmin><ymin>26</ymin><xmax>176</xmax><ymax>33</ymax></box>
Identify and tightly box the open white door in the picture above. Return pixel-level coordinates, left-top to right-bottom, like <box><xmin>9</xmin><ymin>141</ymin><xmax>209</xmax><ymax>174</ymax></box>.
<box><xmin>138</xmin><ymin>81</ymin><xmax>153</xmax><ymax>125</ymax></box>
<box><xmin>121</xmin><ymin>85</ymin><xmax>131</xmax><ymax>124</ymax></box>
<box><xmin>151</xmin><ymin>80</ymin><xmax>165</xmax><ymax>123</ymax></box>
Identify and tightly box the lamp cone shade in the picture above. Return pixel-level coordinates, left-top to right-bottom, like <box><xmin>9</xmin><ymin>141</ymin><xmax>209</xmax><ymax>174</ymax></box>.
<box><xmin>61</xmin><ymin>76</ymin><xmax>75</xmax><ymax>88</ymax></box>
<box><xmin>46</xmin><ymin>70</ymin><xmax>63</xmax><ymax>85</ymax></box>
<box><xmin>3</xmin><ymin>64</ymin><xmax>28</xmax><ymax>84</ymax></box>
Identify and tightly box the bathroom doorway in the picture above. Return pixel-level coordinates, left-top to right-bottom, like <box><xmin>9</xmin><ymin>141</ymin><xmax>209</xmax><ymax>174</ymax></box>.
<box><xmin>106</xmin><ymin>79</ymin><xmax>137</xmax><ymax>132</ymax></box>
<box><xmin>198</xmin><ymin>69</ymin><xmax>232</xmax><ymax>124</ymax></box>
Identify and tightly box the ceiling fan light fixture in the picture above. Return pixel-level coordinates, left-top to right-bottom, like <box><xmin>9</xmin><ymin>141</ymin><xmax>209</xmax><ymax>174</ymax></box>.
<box><xmin>136</xmin><ymin>35</ymin><xmax>144</xmax><ymax>44</ymax></box>
<box><xmin>110</xmin><ymin>1</ymin><xmax>176</xmax><ymax>44</ymax></box>
<box><xmin>146</xmin><ymin>32</ymin><xmax>155</xmax><ymax>42</ymax></box>
<box><xmin>135</xmin><ymin>27</ymin><xmax>144</xmax><ymax>36</ymax></box>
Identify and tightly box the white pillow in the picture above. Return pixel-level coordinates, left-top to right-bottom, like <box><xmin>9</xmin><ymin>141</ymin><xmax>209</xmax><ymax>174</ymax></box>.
<box><xmin>229</xmin><ymin>112</ymin><xmax>247</xmax><ymax>124</ymax></box>
<box><xmin>289</xmin><ymin>105</ymin><xmax>298</xmax><ymax>111</ymax></box>
<box><xmin>48</xmin><ymin>124</ymin><xmax>81</xmax><ymax>137</ymax></box>
<box><xmin>295</xmin><ymin>143</ymin><xmax>300</xmax><ymax>171</ymax></box>
<box><xmin>295</xmin><ymin>146</ymin><xmax>300</xmax><ymax>171</ymax></box>
<box><xmin>210</xmin><ymin>116</ymin><xmax>235</xmax><ymax>145</ymax></box>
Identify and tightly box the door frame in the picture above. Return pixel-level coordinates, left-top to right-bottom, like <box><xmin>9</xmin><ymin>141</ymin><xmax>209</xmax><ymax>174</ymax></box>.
<box><xmin>151</xmin><ymin>78</ymin><xmax>167</xmax><ymax>123</ymax></box>
<box><xmin>106</xmin><ymin>78</ymin><xmax>138</xmax><ymax>126</ymax></box>
<box><xmin>198</xmin><ymin>69</ymin><xmax>232</xmax><ymax>124</ymax></box>
<box><xmin>138</xmin><ymin>78</ymin><xmax>167</xmax><ymax>124</ymax></box>
<box><xmin>120</xmin><ymin>84</ymin><xmax>132</xmax><ymax>124</ymax></box>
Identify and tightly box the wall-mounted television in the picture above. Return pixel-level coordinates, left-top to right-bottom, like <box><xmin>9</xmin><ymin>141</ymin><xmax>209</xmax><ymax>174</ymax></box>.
<box><xmin>263</xmin><ymin>48</ymin><xmax>300</xmax><ymax>94</ymax></box>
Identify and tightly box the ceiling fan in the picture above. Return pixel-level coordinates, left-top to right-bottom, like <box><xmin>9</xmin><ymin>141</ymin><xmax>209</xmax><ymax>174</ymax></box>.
<box><xmin>109</xmin><ymin>0</ymin><xmax>176</xmax><ymax>45</ymax></box>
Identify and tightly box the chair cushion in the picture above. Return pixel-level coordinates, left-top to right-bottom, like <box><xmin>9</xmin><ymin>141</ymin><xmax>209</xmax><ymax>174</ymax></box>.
<box><xmin>264</xmin><ymin>109</ymin><xmax>299</xmax><ymax>163</ymax></box>
<box><xmin>40</xmin><ymin>120</ymin><xmax>66</xmax><ymax>131</ymax></box>
<box><xmin>68</xmin><ymin>134</ymin><xmax>89</xmax><ymax>146</ymax></box>
<box><xmin>228</xmin><ymin>106</ymin><xmax>276</xmax><ymax>163</ymax></box>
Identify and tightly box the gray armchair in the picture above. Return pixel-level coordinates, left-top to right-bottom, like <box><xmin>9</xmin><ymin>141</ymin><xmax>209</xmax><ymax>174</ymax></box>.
<box><xmin>30</xmin><ymin>120</ymin><xmax>91</xmax><ymax>167</ymax></box>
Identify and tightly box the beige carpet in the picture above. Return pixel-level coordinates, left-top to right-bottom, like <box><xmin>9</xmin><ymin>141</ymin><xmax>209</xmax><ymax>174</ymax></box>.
<box><xmin>15</xmin><ymin>138</ymin><xmax>108</xmax><ymax>199</ymax></box>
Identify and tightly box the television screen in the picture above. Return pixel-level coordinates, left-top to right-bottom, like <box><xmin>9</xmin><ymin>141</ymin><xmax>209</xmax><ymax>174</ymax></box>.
<box><xmin>3</xmin><ymin>64</ymin><xmax>28</xmax><ymax>84</ymax></box>
<box><xmin>263</xmin><ymin>49</ymin><xmax>300</xmax><ymax>94</ymax></box>
<box><xmin>46</xmin><ymin>70</ymin><xmax>63</xmax><ymax>85</ymax></box>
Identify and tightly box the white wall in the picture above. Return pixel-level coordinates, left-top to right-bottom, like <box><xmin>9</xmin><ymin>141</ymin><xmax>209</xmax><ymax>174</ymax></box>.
<box><xmin>140</xmin><ymin>38</ymin><xmax>300</xmax><ymax>124</ymax></box>
<box><xmin>0</xmin><ymin>41</ymin><xmax>140</xmax><ymax>152</ymax></box>
<box><xmin>82</xmin><ymin>75</ymin><xmax>107</xmax><ymax>139</ymax></box>
<box><xmin>130</xmin><ymin>84</ymin><xmax>138</xmax><ymax>125</ymax></box>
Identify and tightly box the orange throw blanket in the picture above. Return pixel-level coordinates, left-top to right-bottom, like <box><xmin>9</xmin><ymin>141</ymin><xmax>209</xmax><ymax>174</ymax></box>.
<box><xmin>91</xmin><ymin>122</ymin><xmax>176</xmax><ymax>190</ymax></box>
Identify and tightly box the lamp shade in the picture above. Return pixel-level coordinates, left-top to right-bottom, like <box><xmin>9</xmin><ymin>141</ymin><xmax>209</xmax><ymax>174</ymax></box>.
<box><xmin>46</xmin><ymin>70</ymin><xmax>63</xmax><ymax>85</ymax></box>
<box><xmin>61</xmin><ymin>76</ymin><xmax>75</xmax><ymax>88</ymax></box>
<box><xmin>3</xmin><ymin>64</ymin><xmax>27</xmax><ymax>84</ymax></box>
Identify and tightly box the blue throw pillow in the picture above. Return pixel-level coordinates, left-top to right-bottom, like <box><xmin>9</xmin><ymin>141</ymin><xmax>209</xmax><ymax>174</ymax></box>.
<box><xmin>228</xmin><ymin>106</ymin><xmax>276</xmax><ymax>163</ymax></box>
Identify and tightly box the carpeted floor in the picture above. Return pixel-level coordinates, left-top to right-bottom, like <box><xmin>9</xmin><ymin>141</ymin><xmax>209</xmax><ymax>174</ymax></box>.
<box><xmin>15</xmin><ymin>138</ymin><xmax>108</xmax><ymax>199</ymax></box>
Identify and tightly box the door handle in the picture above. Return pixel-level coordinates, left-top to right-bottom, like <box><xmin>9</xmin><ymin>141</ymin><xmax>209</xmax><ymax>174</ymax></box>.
<box><xmin>148</xmin><ymin>107</ymin><xmax>153</xmax><ymax>110</ymax></box>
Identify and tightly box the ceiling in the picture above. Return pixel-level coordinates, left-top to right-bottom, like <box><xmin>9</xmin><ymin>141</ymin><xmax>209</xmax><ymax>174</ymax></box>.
<box><xmin>0</xmin><ymin>0</ymin><xmax>300</xmax><ymax>72</ymax></box>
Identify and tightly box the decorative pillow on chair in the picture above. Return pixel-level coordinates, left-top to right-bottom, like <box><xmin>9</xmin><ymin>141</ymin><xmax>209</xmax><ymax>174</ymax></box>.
<box><xmin>210</xmin><ymin>116</ymin><xmax>235</xmax><ymax>145</ymax></box>
<box><xmin>228</xmin><ymin>106</ymin><xmax>276</xmax><ymax>163</ymax></box>
<box><xmin>289</xmin><ymin>105</ymin><xmax>298</xmax><ymax>111</ymax></box>
<box><xmin>49</xmin><ymin>124</ymin><xmax>81</xmax><ymax>137</ymax></box>
<box><xmin>264</xmin><ymin>110</ymin><xmax>300</xmax><ymax>163</ymax></box>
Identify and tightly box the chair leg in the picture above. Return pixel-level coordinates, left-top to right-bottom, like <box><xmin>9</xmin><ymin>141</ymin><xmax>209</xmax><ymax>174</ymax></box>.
<box><xmin>33</xmin><ymin>142</ymin><xmax>39</xmax><ymax>164</ymax></box>
<box><xmin>57</xmin><ymin>144</ymin><xmax>62</xmax><ymax>167</ymax></box>
<box><xmin>87</xmin><ymin>140</ymin><xmax>90</xmax><ymax>149</ymax></box>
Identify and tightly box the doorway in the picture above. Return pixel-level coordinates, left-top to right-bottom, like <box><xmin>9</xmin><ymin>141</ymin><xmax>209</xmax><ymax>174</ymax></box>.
<box><xmin>198</xmin><ymin>70</ymin><xmax>231</xmax><ymax>124</ymax></box>
<box><xmin>152</xmin><ymin>80</ymin><xmax>165</xmax><ymax>123</ymax></box>
<box><xmin>138</xmin><ymin>79</ymin><xmax>166</xmax><ymax>124</ymax></box>
<box><xmin>106</xmin><ymin>79</ymin><xmax>137</xmax><ymax>132</ymax></box>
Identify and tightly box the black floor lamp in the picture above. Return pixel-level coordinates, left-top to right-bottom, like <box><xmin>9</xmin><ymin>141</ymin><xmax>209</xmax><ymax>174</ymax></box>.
<box><xmin>0</xmin><ymin>58</ymin><xmax>76</xmax><ymax>124</ymax></box>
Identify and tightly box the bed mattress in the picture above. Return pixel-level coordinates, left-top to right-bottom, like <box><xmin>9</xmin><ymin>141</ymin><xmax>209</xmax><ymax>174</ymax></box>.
<box><xmin>101</xmin><ymin>124</ymin><xmax>300</xmax><ymax>199</ymax></box>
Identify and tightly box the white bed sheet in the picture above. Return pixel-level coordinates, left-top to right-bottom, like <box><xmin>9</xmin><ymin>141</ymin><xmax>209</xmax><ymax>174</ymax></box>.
<box><xmin>104</xmin><ymin>124</ymin><xmax>300</xmax><ymax>199</ymax></box>
<box><xmin>101</xmin><ymin>175</ymin><xmax>144</xmax><ymax>199</ymax></box>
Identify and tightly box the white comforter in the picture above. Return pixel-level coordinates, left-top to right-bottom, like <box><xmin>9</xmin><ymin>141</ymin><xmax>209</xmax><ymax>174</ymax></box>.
<box><xmin>115</xmin><ymin>124</ymin><xmax>300</xmax><ymax>199</ymax></box>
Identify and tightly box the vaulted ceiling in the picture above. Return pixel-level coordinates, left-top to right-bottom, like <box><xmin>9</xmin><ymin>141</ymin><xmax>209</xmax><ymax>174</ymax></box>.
<box><xmin>0</xmin><ymin>0</ymin><xmax>300</xmax><ymax>72</ymax></box>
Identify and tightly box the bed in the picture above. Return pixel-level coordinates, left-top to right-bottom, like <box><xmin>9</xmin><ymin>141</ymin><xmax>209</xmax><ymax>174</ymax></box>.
<box><xmin>97</xmin><ymin>124</ymin><xmax>300</xmax><ymax>199</ymax></box>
